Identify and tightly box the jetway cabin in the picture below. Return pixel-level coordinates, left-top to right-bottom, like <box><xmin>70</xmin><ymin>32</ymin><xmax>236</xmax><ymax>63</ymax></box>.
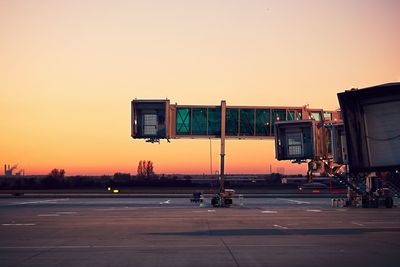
<box><xmin>274</xmin><ymin>120</ymin><xmax>328</xmax><ymax>162</ymax></box>
<box><xmin>131</xmin><ymin>100</ymin><xmax>172</xmax><ymax>141</ymax></box>
<box><xmin>338</xmin><ymin>82</ymin><xmax>400</xmax><ymax>172</ymax></box>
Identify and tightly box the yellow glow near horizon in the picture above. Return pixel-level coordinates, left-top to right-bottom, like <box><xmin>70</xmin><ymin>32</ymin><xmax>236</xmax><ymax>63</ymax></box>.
<box><xmin>1</xmin><ymin>1</ymin><xmax>399</xmax><ymax>175</ymax></box>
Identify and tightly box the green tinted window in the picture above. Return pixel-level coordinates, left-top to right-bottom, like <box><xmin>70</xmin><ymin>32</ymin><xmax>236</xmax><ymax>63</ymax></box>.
<box><xmin>208</xmin><ymin>108</ymin><xmax>221</xmax><ymax>135</ymax></box>
<box><xmin>226</xmin><ymin>108</ymin><xmax>238</xmax><ymax>136</ymax></box>
<box><xmin>312</xmin><ymin>112</ymin><xmax>322</xmax><ymax>121</ymax></box>
<box><xmin>324</xmin><ymin>112</ymin><xmax>332</xmax><ymax>121</ymax></box>
<box><xmin>288</xmin><ymin>111</ymin><xmax>295</xmax><ymax>120</ymax></box>
<box><xmin>297</xmin><ymin>111</ymin><xmax>302</xmax><ymax>120</ymax></box>
<box><xmin>176</xmin><ymin>108</ymin><xmax>191</xmax><ymax>134</ymax></box>
<box><xmin>240</xmin><ymin>109</ymin><xmax>255</xmax><ymax>136</ymax></box>
<box><xmin>256</xmin><ymin>109</ymin><xmax>270</xmax><ymax>136</ymax></box>
<box><xmin>272</xmin><ymin>109</ymin><xmax>286</xmax><ymax>121</ymax></box>
<box><xmin>271</xmin><ymin>109</ymin><xmax>286</xmax><ymax>135</ymax></box>
<box><xmin>192</xmin><ymin>108</ymin><xmax>207</xmax><ymax>135</ymax></box>
<box><xmin>288</xmin><ymin>110</ymin><xmax>302</xmax><ymax>120</ymax></box>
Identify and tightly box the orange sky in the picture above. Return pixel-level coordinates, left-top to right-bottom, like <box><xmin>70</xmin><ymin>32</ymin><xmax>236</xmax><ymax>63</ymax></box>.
<box><xmin>1</xmin><ymin>0</ymin><xmax>399</xmax><ymax>175</ymax></box>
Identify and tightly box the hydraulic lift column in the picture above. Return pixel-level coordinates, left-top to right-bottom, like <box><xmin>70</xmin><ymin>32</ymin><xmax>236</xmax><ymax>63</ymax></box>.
<box><xmin>220</xmin><ymin>100</ymin><xmax>226</xmax><ymax>196</ymax></box>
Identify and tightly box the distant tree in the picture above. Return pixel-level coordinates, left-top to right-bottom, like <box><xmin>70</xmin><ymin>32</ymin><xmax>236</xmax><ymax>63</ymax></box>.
<box><xmin>48</xmin><ymin>168</ymin><xmax>65</xmax><ymax>179</ymax></box>
<box><xmin>43</xmin><ymin>168</ymin><xmax>66</xmax><ymax>188</ymax></box>
<box><xmin>137</xmin><ymin>160</ymin><xmax>144</xmax><ymax>176</ymax></box>
<box><xmin>137</xmin><ymin>160</ymin><xmax>155</xmax><ymax>177</ymax></box>
<box><xmin>145</xmin><ymin>161</ymin><xmax>154</xmax><ymax>177</ymax></box>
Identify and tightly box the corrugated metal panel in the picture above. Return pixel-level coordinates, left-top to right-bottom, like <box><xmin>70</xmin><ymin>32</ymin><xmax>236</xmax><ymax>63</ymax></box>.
<box><xmin>363</xmin><ymin>100</ymin><xmax>400</xmax><ymax>167</ymax></box>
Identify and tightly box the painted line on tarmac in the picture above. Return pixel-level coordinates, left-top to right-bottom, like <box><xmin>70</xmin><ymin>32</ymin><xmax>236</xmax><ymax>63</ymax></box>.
<box><xmin>37</xmin><ymin>211</ymin><xmax>77</xmax><ymax>217</ymax></box>
<box><xmin>306</xmin><ymin>209</ymin><xmax>322</xmax><ymax>212</ymax></box>
<box><xmin>95</xmin><ymin>207</ymin><xmax>136</xmax><ymax>211</ymax></box>
<box><xmin>351</xmin><ymin>222</ymin><xmax>365</xmax><ymax>227</ymax></box>
<box><xmin>9</xmin><ymin>198</ymin><xmax>69</xmax><ymax>206</ymax></box>
<box><xmin>56</xmin><ymin>211</ymin><xmax>77</xmax><ymax>215</ymax></box>
<box><xmin>191</xmin><ymin>209</ymin><xmax>216</xmax><ymax>213</ymax></box>
<box><xmin>273</xmin><ymin>224</ymin><xmax>288</xmax><ymax>229</ymax></box>
<box><xmin>2</xmin><ymin>223</ymin><xmax>36</xmax><ymax>226</ymax></box>
<box><xmin>278</xmin><ymin>198</ymin><xmax>311</xmax><ymax>205</ymax></box>
<box><xmin>261</xmin><ymin>210</ymin><xmax>278</xmax><ymax>214</ymax></box>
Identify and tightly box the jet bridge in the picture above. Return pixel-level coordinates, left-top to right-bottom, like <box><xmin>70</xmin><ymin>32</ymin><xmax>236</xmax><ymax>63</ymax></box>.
<box><xmin>131</xmin><ymin>99</ymin><xmax>339</xmax><ymax>141</ymax></box>
<box><xmin>131</xmin><ymin>99</ymin><xmax>339</xmax><ymax>207</ymax></box>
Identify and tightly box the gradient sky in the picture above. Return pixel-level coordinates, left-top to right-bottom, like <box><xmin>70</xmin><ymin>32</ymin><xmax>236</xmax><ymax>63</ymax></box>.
<box><xmin>1</xmin><ymin>0</ymin><xmax>399</xmax><ymax>175</ymax></box>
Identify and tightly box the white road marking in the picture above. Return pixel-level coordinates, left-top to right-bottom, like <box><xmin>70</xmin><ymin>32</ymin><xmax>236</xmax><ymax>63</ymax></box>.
<box><xmin>278</xmin><ymin>198</ymin><xmax>311</xmax><ymax>205</ymax></box>
<box><xmin>306</xmin><ymin>209</ymin><xmax>322</xmax><ymax>212</ymax></box>
<box><xmin>191</xmin><ymin>209</ymin><xmax>217</xmax><ymax>213</ymax></box>
<box><xmin>56</xmin><ymin>211</ymin><xmax>77</xmax><ymax>215</ymax></box>
<box><xmin>261</xmin><ymin>211</ymin><xmax>277</xmax><ymax>214</ymax></box>
<box><xmin>351</xmin><ymin>222</ymin><xmax>365</xmax><ymax>227</ymax></box>
<box><xmin>191</xmin><ymin>209</ymin><xmax>216</xmax><ymax>213</ymax></box>
<box><xmin>159</xmin><ymin>200</ymin><xmax>171</xmax><ymax>205</ymax></box>
<box><xmin>273</xmin><ymin>224</ymin><xmax>288</xmax><ymax>229</ymax></box>
<box><xmin>37</xmin><ymin>211</ymin><xmax>77</xmax><ymax>216</ymax></box>
<box><xmin>10</xmin><ymin>199</ymin><xmax>69</xmax><ymax>206</ymax></box>
<box><xmin>2</xmin><ymin>223</ymin><xmax>36</xmax><ymax>226</ymax></box>
<box><xmin>95</xmin><ymin>207</ymin><xmax>136</xmax><ymax>211</ymax></box>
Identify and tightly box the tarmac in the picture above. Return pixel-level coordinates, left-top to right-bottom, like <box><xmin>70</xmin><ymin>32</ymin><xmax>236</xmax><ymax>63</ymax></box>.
<box><xmin>1</xmin><ymin>197</ymin><xmax>400</xmax><ymax>267</ymax></box>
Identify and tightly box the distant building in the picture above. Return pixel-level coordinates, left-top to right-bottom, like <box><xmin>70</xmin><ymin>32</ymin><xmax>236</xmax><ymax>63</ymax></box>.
<box><xmin>4</xmin><ymin>164</ymin><xmax>23</xmax><ymax>177</ymax></box>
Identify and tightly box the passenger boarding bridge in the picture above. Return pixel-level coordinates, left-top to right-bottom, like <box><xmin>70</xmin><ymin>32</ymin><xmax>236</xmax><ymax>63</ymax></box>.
<box><xmin>131</xmin><ymin>99</ymin><xmax>340</xmax><ymax>205</ymax></box>
<box><xmin>131</xmin><ymin>100</ymin><xmax>340</xmax><ymax>142</ymax></box>
<box><xmin>131</xmin><ymin>83</ymin><xmax>400</xmax><ymax>208</ymax></box>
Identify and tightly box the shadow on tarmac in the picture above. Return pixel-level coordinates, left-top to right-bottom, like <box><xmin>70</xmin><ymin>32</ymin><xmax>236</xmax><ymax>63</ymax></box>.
<box><xmin>149</xmin><ymin>227</ymin><xmax>400</xmax><ymax>236</ymax></box>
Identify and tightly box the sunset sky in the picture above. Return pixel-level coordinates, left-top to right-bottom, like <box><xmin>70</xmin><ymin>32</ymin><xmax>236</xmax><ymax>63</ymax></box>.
<box><xmin>1</xmin><ymin>0</ymin><xmax>399</xmax><ymax>175</ymax></box>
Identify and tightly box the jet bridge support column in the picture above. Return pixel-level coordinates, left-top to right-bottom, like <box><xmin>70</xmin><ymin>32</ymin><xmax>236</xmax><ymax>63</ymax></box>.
<box><xmin>220</xmin><ymin>100</ymin><xmax>226</xmax><ymax>195</ymax></box>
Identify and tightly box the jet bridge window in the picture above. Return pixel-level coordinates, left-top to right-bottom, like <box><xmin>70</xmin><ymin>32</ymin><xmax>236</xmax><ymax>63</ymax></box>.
<box><xmin>240</xmin><ymin>109</ymin><xmax>255</xmax><ymax>136</ymax></box>
<box><xmin>286</xmin><ymin>132</ymin><xmax>303</xmax><ymax>157</ymax></box>
<box><xmin>143</xmin><ymin>114</ymin><xmax>158</xmax><ymax>136</ymax></box>
<box><xmin>208</xmin><ymin>108</ymin><xmax>221</xmax><ymax>135</ymax></box>
<box><xmin>287</xmin><ymin>111</ymin><xmax>295</xmax><ymax>120</ymax></box>
<box><xmin>288</xmin><ymin>110</ymin><xmax>302</xmax><ymax>120</ymax></box>
<box><xmin>311</xmin><ymin>112</ymin><xmax>322</xmax><ymax>121</ymax></box>
<box><xmin>192</xmin><ymin>108</ymin><xmax>207</xmax><ymax>135</ymax></box>
<box><xmin>324</xmin><ymin>112</ymin><xmax>332</xmax><ymax>121</ymax></box>
<box><xmin>255</xmin><ymin>109</ymin><xmax>271</xmax><ymax>136</ymax></box>
<box><xmin>271</xmin><ymin>109</ymin><xmax>287</xmax><ymax>135</ymax></box>
<box><xmin>226</xmin><ymin>108</ymin><xmax>239</xmax><ymax>136</ymax></box>
<box><xmin>176</xmin><ymin>108</ymin><xmax>191</xmax><ymax>134</ymax></box>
